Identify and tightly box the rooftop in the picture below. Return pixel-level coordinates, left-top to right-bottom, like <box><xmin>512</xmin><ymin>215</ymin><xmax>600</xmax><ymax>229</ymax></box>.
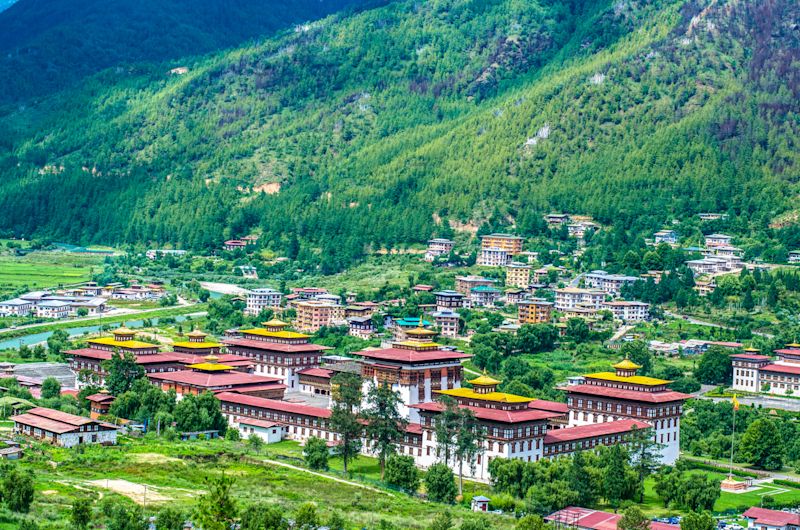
<box><xmin>585</xmin><ymin>372</ymin><xmax>670</xmax><ymax>386</ymax></box>
<box><xmin>563</xmin><ymin>384</ymin><xmax>690</xmax><ymax>404</ymax></box>
<box><xmin>357</xmin><ymin>348</ymin><xmax>470</xmax><ymax>364</ymax></box>
<box><xmin>437</xmin><ymin>387</ymin><xmax>532</xmax><ymax>403</ymax></box>
<box><xmin>544</xmin><ymin>419</ymin><xmax>650</xmax><ymax>443</ymax></box>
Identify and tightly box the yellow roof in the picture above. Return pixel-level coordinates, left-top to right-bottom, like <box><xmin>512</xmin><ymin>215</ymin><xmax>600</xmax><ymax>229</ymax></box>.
<box><xmin>743</xmin><ymin>347</ymin><xmax>761</xmax><ymax>352</ymax></box>
<box><xmin>469</xmin><ymin>374</ymin><xmax>501</xmax><ymax>386</ymax></box>
<box><xmin>437</xmin><ymin>387</ymin><xmax>533</xmax><ymax>403</ymax></box>
<box><xmin>187</xmin><ymin>362</ymin><xmax>234</xmax><ymax>371</ymax></box>
<box><xmin>172</xmin><ymin>341</ymin><xmax>221</xmax><ymax>349</ymax></box>
<box><xmin>406</xmin><ymin>327</ymin><xmax>437</xmax><ymax>336</ymax></box>
<box><xmin>586</xmin><ymin>372</ymin><xmax>670</xmax><ymax>386</ymax></box>
<box><xmin>242</xmin><ymin>328</ymin><xmax>310</xmax><ymax>340</ymax></box>
<box><xmin>393</xmin><ymin>341</ymin><xmax>440</xmax><ymax>349</ymax></box>
<box><xmin>262</xmin><ymin>319</ymin><xmax>288</xmax><ymax>328</ymax></box>
<box><xmin>787</xmin><ymin>343</ymin><xmax>800</xmax><ymax>348</ymax></box>
<box><xmin>613</xmin><ymin>359</ymin><xmax>642</xmax><ymax>370</ymax></box>
<box><xmin>88</xmin><ymin>337</ymin><xmax>156</xmax><ymax>349</ymax></box>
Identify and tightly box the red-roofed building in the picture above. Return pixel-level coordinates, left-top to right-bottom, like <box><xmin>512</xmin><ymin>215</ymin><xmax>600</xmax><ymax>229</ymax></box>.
<box><xmin>86</xmin><ymin>392</ymin><xmax>115</xmax><ymax>419</ymax></box>
<box><xmin>561</xmin><ymin>358</ymin><xmax>690</xmax><ymax>464</ymax></box>
<box><xmin>12</xmin><ymin>407</ymin><xmax>119</xmax><ymax>447</ymax></box>
<box><xmin>731</xmin><ymin>346</ymin><xmax>800</xmax><ymax>396</ymax></box>
<box><xmin>543</xmin><ymin>419</ymin><xmax>650</xmax><ymax>458</ymax></box>
<box><xmin>297</xmin><ymin>367</ymin><xmax>333</xmax><ymax>397</ymax></box>
<box><xmin>743</xmin><ymin>507</ymin><xmax>800</xmax><ymax>530</ymax></box>
<box><xmin>546</xmin><ymin>507</ymin><xmax>679</xmax><ymax>530</ymax></box>
<box><xmin>222</xmin><ymin>320</ymin><xmax>331</xmax><ymax>391</ymax></box>
<box><xmin>147</xmin><ymin>356</ymin><xmax>286</xmax><ymax>399</ymax></box>
<box><xmin>355</xmin><ymin>329</ymin><xmax>470</xmax><ymax>423</ymax></box>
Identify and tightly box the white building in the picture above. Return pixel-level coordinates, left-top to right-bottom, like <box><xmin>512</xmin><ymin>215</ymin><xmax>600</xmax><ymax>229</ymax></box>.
<box><xmin>35</xmin><ymin>300</ymin><xmax>71</xmax><ymax>319</ymax></box>
<box><xmin>12</xmin><ymin>407</ymin><xmax>119</xmax><ymax>448</ymax></box>
<box><xmin>430</xmin><ymin>309</ymin><xmax>460</xmax><ymax>338</ymax></box>
<box><xmin>425</xmin><ymin>238</ymin><xmax>454</xmax><ymax>262</ymax></box>
<box><xmin>789</xmin><ymin>251</ymin><xmax>800</xmax><ymax>263</ymax></box>
<box><xmin>704</xmin><ymin>233</ymin><xmax>733</xmax><ymax>247</ymax></box>
<box><xmin>245</xmin><ymin>288</ymin><xmax>282</xmax><ymax>316</ymax></box>
<box><xmin>236</xmin><ymin>417</ymin><xmax>284</xmax><ymax>444</ymax></box>
<box><xmin>554</xmin><ymin>288</ymin><xmax>605</xmax><ymax>311</ymax></box>
<box><xmin>654</xmin><ymin>230</ymin><xmax>678</xmax><ymax>244</ymax></box>
<box><xmin>0</xmin><ymin>298</ymin><xmax>34</xmax><ymax>317</ymax></box>
<box><xmin>601</xmin><ymin>301</ymin><xmax>650</xmax><ymax>322</ymax></box>
<box><xmin>731</xmin><ymin>346</ymin><xmax>800</xmax><ymax>396</ymax></box>
<box><xmin>686</xmin><ymin>257</ymin><xmax>730</xmax><ymax>275</ymax></box>
<box><xmin>477</xmin><ymin>247</ymin><xmax>512</xmax><ymax>267</ymax></box>
<box><xmin>584</xmin><ymin>270</ymin><xmax>639</xmax><ymax>296</ymax></box>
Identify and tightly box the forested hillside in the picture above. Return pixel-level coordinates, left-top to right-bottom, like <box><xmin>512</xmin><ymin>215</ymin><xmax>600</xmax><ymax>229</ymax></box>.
<box><xmin>0</xmin><ymin>0</ymin><xmax>798</xmax><ymax>271</ymax></box>
<box><xmin>0</xmin><ymin>0</ymin><xmax>380</xmax><ymax>102</ymax></box>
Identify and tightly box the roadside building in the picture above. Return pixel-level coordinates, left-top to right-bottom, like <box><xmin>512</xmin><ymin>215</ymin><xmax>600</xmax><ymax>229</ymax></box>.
<box><xmin>0</xmin><ymin>298</ymin><xmax>33</xmax><ymax>317</ymax></box>
<box><xmin>35</xmin><ymin>300</ymin><xmax>71</xmax><ymax>319</ymax></box>
<box><xmin>600</xmin><ymin>301</ymin><xmax>650</xmax><ymax>322</ymax></box>
<box><xmin>12</xmin><ymin>407</ymin><xmax>119</xmax><ymax>447</ymax></box>
<box><xmin>469</xmin><ymin>285</ymin><xmax>501</xmax><ymax>308</ymax></box>
<box><xmin>245</xmin><ymin>288</ymin><xmax>283</xmax><ymax>316</ymax></box>
<box><xmin>584</xmin><ymin>270</ymin><xmax>639</xmax><ymax>296</ymax></box>
<box><xmin>546</xmin><ymin>507</ymin><xmax>678</xmax><ymax>530</ymax></box>
<box><xmin>743</xmin><ymin>507</ymin><xmax>800</xmax><ymax>530</ymax></box>
<box><xmin>789</xmin><ymin>251</ymin><xmax>800</xmax><ymax>264</ymax></box>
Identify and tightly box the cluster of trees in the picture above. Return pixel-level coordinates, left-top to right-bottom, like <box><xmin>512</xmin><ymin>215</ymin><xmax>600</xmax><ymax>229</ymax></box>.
<box><xmin>489</xmin><ymin>428</ymin><xmax>663</xmax><ymax>514</ymax></box>
<box><xmin>681</xmin><ymin>399</ymin><xmax>800</xmax><ymax>471</ymax></box>
<box><xmin>652</xmin><ymin>465</ymin><xmax>721</xmax><ymax>510</ymax></box>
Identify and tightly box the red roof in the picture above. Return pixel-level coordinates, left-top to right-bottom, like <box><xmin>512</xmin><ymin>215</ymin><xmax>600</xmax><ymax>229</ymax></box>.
<box><xmin>743</xmin><ymin>507</ymin><xmax>800</xmax><ymax>527</ymax></box>
<box><xmin>297</xmin><ymin>367</ymin><xmax>333</xmax><ymax>379</ymax></box>
<box><xmin>147</xmin><ymin>370</ymin><xmax>282</xmax><ymax>389</ymax></box>
<box><xmin>563</xmin><ymin>384</ymin><xmax>690</xmax><ymax>404</ymax></box>
<box><xmin>86</xmin><ymin>393</ymin><xmax>115</xmax><ymax>403</ymax></box>
<box><xmin>65</xmin><ymin>348</ymin><xmax>184</xmax><ymax>365</ymax></box>
<box><xmin>64</xmin><ymin>348</ymin><xmax>113</xmax><ymax>361</ymax></box>
<box><xmin>544</xmin><ymin>419</ymin><xmax>650</xmax><ymax>444</ymax></box>
<box><xmin>731</xmin><ymin>353</ymin><xmax>771</xmax><ymax>361</ymax></box>
<box><xmin>169</xmin><ymin>352</ymin><xmax>252</xmax><ymax>365</ymax></box>
<box><xmin>223</xmin><ymin>338</ymin><xmax>330</xmax><ymax>353</ymax></box>
<box><xmin>12</xmin><ymin>407</ymin><xmax>117</xmax><ymax>434</ymax></box>
<box><xmin>774</xmin><ymin>348</ymin><xmax>800</xmax><ymax>356</ymax></box>
<box><xmin>761</xmin><ymin>363</ymin><xmax>800</xmax><ymax>376</ymax></box>
<box><xmin>237</xmin><ymin>417</ymin><xmax>283</xmax><ymax>430</ymax></box>
<box><xmin>411</xmin><ymin>401</ymin><xmax>561</xmax><ymax>424</ymax></box>
<box><xmin>708</xmin><ymin>341</ymin><xmax>743</xmax><ymax>348</ymax></box>
<box><xmin>546</xmin><ymin>507</ymin><xmax>678</xmax><ymax>530</ymax></box>
<box><xmin>529</xmin><ymin>400</ymin><xmax>569</xmax><ymax>414</ymax></box>
<box><xmin>217</xmin><ymin>392</ymin><xmax>331</xmax><ymax>419</ymax></box>
<box><xmin>357</xmin><ymin>348</ymin><xmax>471</xmax><ymax>364</ymax></box>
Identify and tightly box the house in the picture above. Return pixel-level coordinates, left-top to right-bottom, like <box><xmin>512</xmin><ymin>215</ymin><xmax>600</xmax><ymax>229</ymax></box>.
<box><xmin>425</xmin><ymin>239</ymin><xmax>454</xmax><ymax>262</ymax></box>
<box><xmin>554</xmin><ymin>288</ymin><xmax>604</xmax><ymax>311</ymax></box>
<box><xmin>687</xmin><ymin>257</ymin><xmax>730</xmax><ymax>275</ymax></box>
<box><xmin>0</xmin><ymin>298</ymin><xmax>33</xmax><ymax>317</ymax></box>
<box><xmin>504</xmin><ymin>288</ymin><xmax>527</xmax><ymax>305</ymax></box>
<box><xmin>347</xmin><ymin>316</ymin><xmax>375</xmax><ymax>339</ymax></box>
<box><xmin>743</xmin><ymin>507</ymin><xmax>800</xmax><ymax>530</ymax></box>
<box><xmin>145</xmin><ymin>249</ymin><xmax>187</xmax><ymax>260</ymax></box>
<box><xmin>698</xmin><ymin>213</ymin><xmax>728</xmax><ymax>221</ymax></box>
<box><xmin>433</xmin><ymin>290</ymin><xmax>465</xmax><ymax>310</ymax></box>
<box><xmin>430</xmin><ymin>309</ymin><xmax>460</xmax><ymax>338</ymax></box>
<box><xmin>86</xmin><ymin>393</ymin><xmax>115</xmax><ymax>419</ymax></box>
<box><xmin>705</xmin><ymin>233</ymin><xmax>733</xmax><ymax>247</ymax></box>
<box><xmin>35</xmin><ymin>300</ymin><xmax>71</xmax><ymax>319</ymax></box>
<box><xmin>583</xmin><ymin>270</ymin><xmax>639</xmax><ymax>296</ymax></box>
<box><xmin>469</xmin><ymin>286</ymin><xmax>501</xmax><ymax>308</ymax></box>
<box><xmin>412</xmin><ymin>284</ymin><xmax>434</xmax><ymax>293</ymax></box>
<box><xmin>12</xmin><ymin>407</ymin><xmax>119</xmax><ymax>447</ymax></box>
<box><xmin>654</xmin><ymin>230</ymin><xmax>678</xmax><ymax>244</ymax></box>
<box><xmin>789</xmin><ymin>251</ymin><xmax>800</xmax><ymax>263</ymax></box>
<box><xmin>245</xmin><ymin>288</ymin><xmax>282</xmax><ymax>316</ymax></box>
<box><xmin>506</xmin><ymin>262</ymin><xmax>532</xmax><ymax>288</ymax></box>
<box><xmin>567</xmin><ymin>222</ymin><xmax>597</xmax><ymax>239</ymax></box>
<box><xmin>295</xmin><ymin>300</ymin><xmax>345</xmax><ymax>332</ymax></box>
<box><xmin>237</xmin><ymin>265</ymin><xmax>259</xmax><ymax>279</ymax></box>
<box><xmin>545</xmin><ymin>214</ymin><xmax>570</xmax><ymax>226</ymax></box>
<box><xmin>477</xmin><ymin>247</ymin><xmax>511</xmax><ymax>267</ymax></box>
<box><xmin>224</xmin><ymin>240</ymin><xmax>247</xmax><ymax>251</ymax></box>
<box><xmin>471</xmin><ymin>496</ymin><xmax>490</xmax><ymax>512</ymax></box>
<box><xmin>600</xmin><ymin>301</ymin><xmax>650</xmax><ymax>322</ymax></box>
<box><xmin>546</xmin><ymin>507</ymin><xmax>679</xmax><ymax>530</ymax></box>
<box><xmin>455</xmin><ymin>276</ymin><xmax>496</xmax><ymax>295</ymax></box>
<box><xmin>236</xmin><ymin>417</ymin><xmax>284</xmax><ymax>444</ymax></box>
<box><xmin>518</xmin><ymin>299</ymin><xmax>553</xmax><ymax>324</ymax></box>
<box><xmin>480</xmin><ymin>234</ymin><xmax>524</xmax><ymax>255</ymax></box>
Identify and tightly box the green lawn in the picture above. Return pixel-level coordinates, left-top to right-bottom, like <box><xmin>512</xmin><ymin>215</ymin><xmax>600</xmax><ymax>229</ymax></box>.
<box><xmin>15</xmin><ymin>437</ymin><xmax>512</xmax><ymax>530</ymax></box>
<box><xmin>0</xmin><ymin>252</ymin><xmax>103</xmax><ymax>297</ymax></box>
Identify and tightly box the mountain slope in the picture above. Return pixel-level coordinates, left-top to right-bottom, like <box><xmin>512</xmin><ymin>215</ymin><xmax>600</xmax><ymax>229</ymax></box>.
<box><xmin>0</xmin><ymin>0</ymin><xmax>798</xmax><ymax>270</ymax></box>
<box><xmin>0</xmin><ymin>0</ymin><xmax>381</xmax><ymax>103</ymax></box>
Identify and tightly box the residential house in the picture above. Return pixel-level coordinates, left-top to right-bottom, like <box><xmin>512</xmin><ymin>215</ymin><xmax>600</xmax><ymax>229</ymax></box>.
<box><xmin>12</xmin><ymin>407</ymin><xmax>119</xmax><ymax>447</ymax></box>
<box><xmin>654</xmin><ymin>230</ymin><xmax>678</xmax><ymax>244</ymax></box>
<box><xmin>506</xmin><ymin>262</ymin><xmax>532</xmax><ymax>288</ymax></box>
<box><xmin>518</xmin><ymin>299</ymin><xmax>553</xmax><ymax>324</ymax></box>
<box><xmin>425</xmin><ymin>238</ymin><xmax>454</xmax><ymax>262</ymax></box>
<box><xmin>245</xmin><ymin>288</ymin><xmax>283</xmax><ymax>316</ymax></box>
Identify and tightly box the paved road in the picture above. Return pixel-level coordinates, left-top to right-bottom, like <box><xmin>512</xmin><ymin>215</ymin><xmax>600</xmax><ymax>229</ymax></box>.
<box><xmin>663</xmin><ymin>310</ymin><xmax>774</xmax><ymax>338</ymax></box>
<box><xmin>706</xmin><ymin>393</ymin><xmax>800</xmax><ymax>412</ymax></box>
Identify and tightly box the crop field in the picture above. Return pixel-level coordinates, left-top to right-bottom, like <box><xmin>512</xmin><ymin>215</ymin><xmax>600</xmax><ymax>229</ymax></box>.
<box><xmin>0</xmin><ymin>252</ymin><xmax>103</xmax><ymax>296</ymax></box>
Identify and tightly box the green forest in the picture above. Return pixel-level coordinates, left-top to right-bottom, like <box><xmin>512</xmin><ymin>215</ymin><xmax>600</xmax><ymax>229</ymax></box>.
<box><xmin>0</xmin><ymin>0</ymin><xmax>798</xmax><ymax>271</ymax></box>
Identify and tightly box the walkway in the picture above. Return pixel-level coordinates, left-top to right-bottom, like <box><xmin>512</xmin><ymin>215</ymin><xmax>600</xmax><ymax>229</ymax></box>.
<box><xmin>257</xmin><ymin>457</ymin><xmax>392</xmax><ymax>495</ymax></box>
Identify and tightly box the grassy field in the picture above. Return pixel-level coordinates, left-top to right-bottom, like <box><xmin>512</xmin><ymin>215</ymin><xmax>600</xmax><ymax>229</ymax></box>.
<box><xmin>14</xmin><ymin>437</ymin><xmax>512</xmax><ymax>530</ymax></box>
<box><xmin>0</xmin><ymin>252</ymin><xmax>104</xmax><ymax>297</ymax></box>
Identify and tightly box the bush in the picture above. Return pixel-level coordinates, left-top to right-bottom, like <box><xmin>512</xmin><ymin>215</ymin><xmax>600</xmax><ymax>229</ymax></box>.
<box><xmin>303</xmin><ymin>437</ymin><xmax>329</xmax><ymax>470</ymax></box>
<box><xmin>425</xmin><ymin>463</ymin><xmax>457</xmax><ymax>504</ymax></box>
<box><xmin>385</xmin><ymin>454</ymin><xmax>420</xmax><ymax>493</ymax></box>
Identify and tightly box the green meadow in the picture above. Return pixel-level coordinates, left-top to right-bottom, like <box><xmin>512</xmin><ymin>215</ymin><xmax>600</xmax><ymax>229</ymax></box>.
<box><xmin>0</xmin><ymin>252</ymin><xmax>104</xmax><ymax>297</ymax></box>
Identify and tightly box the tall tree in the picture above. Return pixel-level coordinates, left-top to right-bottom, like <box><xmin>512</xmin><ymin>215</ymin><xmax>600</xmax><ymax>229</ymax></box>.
<box><xmin>602</xmin><ymin>445</ymin><xmax>628</xmax><ymax>509</ymax></box>
<box><xmin>618</xmin><ymin>507</ymin><xmax>650</xmax><ymax>530</ymax></box>
<box><xmin>739</xmin><ymin>418</ymin><xmax>785</xmax><ymax>470</ymax></box>
<box><xmin>329</xmin><ymin>372</ymin><xmax>363</xmax><ymax>473</ymax></box>
<box><xmin>425</xmin><ymin>463</ymin><xmax>457</xmax><ymax>504</ymax></box>
<box><xmin>362</xmin><ymin>382</ymin><xmax>407</xmax><ymax>479</ymax></box>
<box><xmin>628</xmin><ymin>425</ymin><xmax>664</xmax><ymax>502</ymax></box>
<box><xmin>103</xmin><ymin>350</ymin><xmax>145</xmax><ymax>395</ymax></box>
<box><xmin>681</xmin><ymin>512</ymin><xmax>715</xmax><ymax>530</ymax></box>
<box><xmin>194</xmin><ymin>475</ymin><xmax>238</xmax><ymax>530</ymax></box>
<box><xmin>453</xmin><ymin>408</ymin><xmax>485</xmax><ymax>495</ymax></box>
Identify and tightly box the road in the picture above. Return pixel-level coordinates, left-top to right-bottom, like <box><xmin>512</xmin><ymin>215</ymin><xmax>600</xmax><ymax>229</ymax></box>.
<box><xmin>706</xmin><ymin>393</ymin><xmax>800</xmax><ymax>412</ymax></box>
<box><xmin>663</xmin><ymin>310</ymin><xmax>774</xmax><ymax>338</ymax></box>
<box><xmin>0</xmin><ymin>300</ymin><xmax>200</xmax><ymax>335</ymax></box>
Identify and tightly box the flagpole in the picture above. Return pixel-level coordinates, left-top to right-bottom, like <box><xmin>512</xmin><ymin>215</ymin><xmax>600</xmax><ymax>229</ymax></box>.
<box><xmin>729</xmin><ymin>395</ymin><xmax>737</xmax><ymax>479</ymax></box>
